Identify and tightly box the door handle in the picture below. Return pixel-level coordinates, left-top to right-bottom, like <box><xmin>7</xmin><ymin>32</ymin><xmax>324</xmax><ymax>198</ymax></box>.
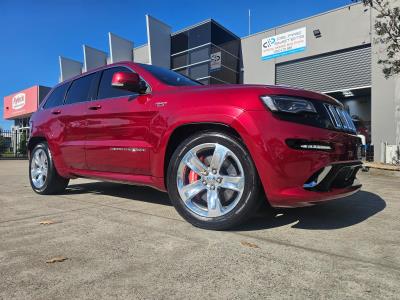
<box><xmin>51</xmin><ymin>109</ymin><xmax>61</xmax><ymax>115</ymax></box>
<box><xmin>88</xmin><ymin>104</ymin><xmax>102</xmax><ymax>110</ymax></box>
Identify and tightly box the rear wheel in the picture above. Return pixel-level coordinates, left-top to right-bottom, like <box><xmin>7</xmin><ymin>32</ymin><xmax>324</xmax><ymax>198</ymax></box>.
<box><xmin>167</xmin><ymin>131</ymin><xmax>260</xmax><ymax>230</ymax></box>
<box><xmin>29</xmin><ymin>142</ymin><xmax>69</xmax><ymax>194</ymax></box>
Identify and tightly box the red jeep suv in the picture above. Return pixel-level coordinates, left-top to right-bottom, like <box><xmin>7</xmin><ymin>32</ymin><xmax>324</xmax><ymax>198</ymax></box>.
<box><xmin>28</xmin><ymin>62</ymin><xmax>362</xmax><ymax>230</ymax></box>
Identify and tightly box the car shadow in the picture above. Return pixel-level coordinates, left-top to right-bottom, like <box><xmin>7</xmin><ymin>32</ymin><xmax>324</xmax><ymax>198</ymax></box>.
<box><xmin>235</xmin><ymin>191</ymin><xmax>386</xmax><ymax>231</ymax></box>
<box><xmin>65</xmin><ymin>181</ymin><xmax>172</xmax><ymax>206</ymax></box>
<box><xmin>65</xmin><ymin>182</ymin><xmax>386</xmax><ymax>231</ymax></box>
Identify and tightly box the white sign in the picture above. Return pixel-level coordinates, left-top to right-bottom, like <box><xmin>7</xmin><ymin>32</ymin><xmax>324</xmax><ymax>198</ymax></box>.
<box><xmin>261</xmin><ymin>27</ymin><xmax>306</xmax><ymax>60</ymax></box>
<box><xmin>12</xmin><ymin>93</ymin><xmax>26</xmax><ymax>110</ymax></box>
<box><xmin>210</xmin><ymin>52</ymin><xmax>221</xmax><ymax>71</ymax></box>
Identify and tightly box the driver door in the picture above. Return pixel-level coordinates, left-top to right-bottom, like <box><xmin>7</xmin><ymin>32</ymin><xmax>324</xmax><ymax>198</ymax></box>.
<box><xmin>85</xmin><ymin>67</ymin><xmax>154</xmax><ymax>175</ymax></box>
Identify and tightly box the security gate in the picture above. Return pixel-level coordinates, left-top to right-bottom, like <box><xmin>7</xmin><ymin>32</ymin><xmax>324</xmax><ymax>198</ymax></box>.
<box><xmin>0</xmin><ymin>128</ymin><xmax>30</xmax><ymax>159</ymax></box>
<box><xmin>275</xmin><ymin>45</ymin><xmax>371</xmax><ymax>93</ymax></box>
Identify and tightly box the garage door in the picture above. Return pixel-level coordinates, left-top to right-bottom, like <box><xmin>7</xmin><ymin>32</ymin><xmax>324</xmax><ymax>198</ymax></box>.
<box><xmin>275</xmin><ymin>45</ymin><xmax>371</xmax><ymax>93</ymax></box>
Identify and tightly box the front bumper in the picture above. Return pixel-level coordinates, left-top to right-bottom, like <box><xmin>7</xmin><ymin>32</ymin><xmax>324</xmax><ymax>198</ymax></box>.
<box><xmin>232</xmin><ymin>110</ymin><xmax>362</xmax><ymax>207</ymax></box>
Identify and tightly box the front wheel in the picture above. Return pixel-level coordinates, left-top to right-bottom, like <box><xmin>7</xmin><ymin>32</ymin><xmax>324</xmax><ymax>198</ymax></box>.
<box><xmin>167</xmin><ymin>131</ymin><xmax>260</xmax><ymax>230</ymax></box>
<box><xmin>29</xmin><ymin>142</ymin><xmax>69</xmax><ymax>194</ymax></box>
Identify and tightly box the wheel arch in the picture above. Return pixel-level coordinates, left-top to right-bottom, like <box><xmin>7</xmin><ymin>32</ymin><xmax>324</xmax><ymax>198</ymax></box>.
<box><xmin>28</xmin><ymin>136</ymin><xmax>47</xmax><ymax>154</ymax></box>
<box><xmin>162</xmin><ymin>122</ymin><xmax>243</xmax><ymax>186</ymax></box>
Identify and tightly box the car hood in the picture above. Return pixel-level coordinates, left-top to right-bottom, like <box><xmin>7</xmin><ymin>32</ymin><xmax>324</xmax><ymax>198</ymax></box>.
<box><xmin>164</xmin><ymin>84</ymin><xmax>341</xmax><ymax>106</ymax></box>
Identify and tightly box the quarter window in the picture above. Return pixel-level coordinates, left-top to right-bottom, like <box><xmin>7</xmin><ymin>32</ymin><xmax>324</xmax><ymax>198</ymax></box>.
<box><xmin>97</xmin><ymin>67</ymin><xmax>136</xmax><ymax>99</ymax></box>
<box><xmin>65</xmin><ymin>73</ymin><xmax>96</xmax><ymax>105</ymax></box>
<box><xmin>43</xmin><ymin>83</ymin><xmax>69</xmax><ymax>109</ymax></box>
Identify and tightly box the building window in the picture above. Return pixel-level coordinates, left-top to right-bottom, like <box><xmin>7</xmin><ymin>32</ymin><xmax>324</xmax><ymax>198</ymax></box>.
<box><xmin>172</xmin><ymin>53</ymin><xmax>188</xmax><ymax>69</ymax></box>
<box><xmin>170</xmin><ymin>20</ymin><xmax>240</xmax><ymax>84</ymax></box>
<box><xmin>211</xmin><ymin>45</ymin><xmax>239</xmax><ymax>71</ymax></box>
<box><xmin>189</xmin><ymin>45</ymin><xmax>210</xmax><ymax>64</ymax></box>
<box><xmin>211</xmin><ymin>66</ymin><xmax>238</xmax><ymax>84</ymax></box>
<box><xmin>189</xmin><ymin>62</ymin><xmax>209</xmax><ymax>79</ymax></box>
<box><xmin>188</xmin><ymin>22</ymin><xmax>211</xmax><ymax>49</ymax></box>
<box><xmin>171</xmin><ymin>32</ymin><xmax>189</xmax><ymax>54</ymax></box>
<box><xmin>211</xmin><ymin>22</ymin><xmax>240</xmax><ymax>57</ymax></box>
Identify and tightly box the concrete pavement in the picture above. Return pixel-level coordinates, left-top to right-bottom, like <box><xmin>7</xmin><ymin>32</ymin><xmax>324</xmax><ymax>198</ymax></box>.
<box><xmin>0</xmin><ymin>160</ymin><xmax>399</xmax><ymax>299</ymax></box>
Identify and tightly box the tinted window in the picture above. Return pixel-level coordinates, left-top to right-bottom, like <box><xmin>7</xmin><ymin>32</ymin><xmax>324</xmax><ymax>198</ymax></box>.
<box><xmin>188</xmin><ymin>22</ymin><xmax>211</xmax><ymax>49</ymax></box>
<box><xmin>65</xmin><ymin>73</ymin><xmax>96</xmax><ymax>105</ymax></box>
<box><xmin>189</xmin><ymin>63</ymin><xmax>209</xmax><ymax>79</ymax></box>
<box><xmin>210</xmin><ymin>66</ymin><xmax>238</xmax><ymax>84</ymax></box>
<box><xmin>189</xmin><ymin>45</ymin><xmax>210</xmax><ymax>64</ymax></box>
<box><xmin>97</xmin><ymin>67</ymin><xmax>136</xmax><ymax>99</ymax></box>
<box><xmin>211</xmin><ymin>22</ymin><xmax>240</xmax><ymax>57</ymax></box>
<box><xmin>211</xmin><ymin>45</ymin><xmax>239</xmax><ymax>71</ymax></box>
<box><xmin>171</xmin><ymin>53</ymin><xmax>188</xmax><ymax>69</ymax></box>
<box><xmin>171</xmin><ymin>32</ymin><xmax>189</xmax><ymax>54</ymax></box>
<box><xmin>139</xmin><ymin>64</ymin><xmax>201</xmax><ymax>86</ymax></box>
<box><xmin>43</xmin><ymin>83</ymin><xmax>69</xmax><ymax>109</ymax></box>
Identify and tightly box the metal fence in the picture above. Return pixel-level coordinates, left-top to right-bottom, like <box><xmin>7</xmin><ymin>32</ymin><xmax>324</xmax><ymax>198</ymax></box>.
<box><xmin>0</xmin><ymin>128</ymin><xmax>30</xmax><ymax>159</ymax></box>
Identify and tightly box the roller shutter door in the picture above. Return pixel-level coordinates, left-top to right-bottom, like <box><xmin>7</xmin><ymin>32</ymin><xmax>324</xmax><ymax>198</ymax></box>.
<box><xmin>275</xmin><ymin>45</ymin><xmax>371</xmax><ymax>92</ymax></box>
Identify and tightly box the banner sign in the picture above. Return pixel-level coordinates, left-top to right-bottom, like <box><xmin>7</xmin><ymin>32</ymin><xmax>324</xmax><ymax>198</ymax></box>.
<box><xmin>261</xmin><ymin>27</ymin><xmax>306</xmax><ymax>61</ymax></box>
<box><xmin>3</xmin><ymin>86</ymin><xmax>39</xmax><ymax>119</ymax></box>
<box><xmin>210</xmin><ymin>52</ymin><xmax>222</xmax><ymax>71</ymax></box>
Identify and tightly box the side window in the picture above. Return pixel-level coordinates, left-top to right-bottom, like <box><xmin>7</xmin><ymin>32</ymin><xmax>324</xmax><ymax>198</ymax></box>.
<box><xmin>43</xmin><ymin>83</ymin><xmax>69</xmax><ymax>109</ymax></box>
<box><xmin>97</xmin><ymin>67</ymin><xmax>136</xmax><ymax>99</ymax></box>
<box><xmin>65</xmin><ymin>73</ymin><xmax>96</xmax><ymax>105</ymax></box>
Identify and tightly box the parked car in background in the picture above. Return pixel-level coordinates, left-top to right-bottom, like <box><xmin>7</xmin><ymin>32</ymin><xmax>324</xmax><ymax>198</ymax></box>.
<box><xmin>28</xmin><ymin>62</ymin><xmax>362</xmax><ymax>230</ymax></box>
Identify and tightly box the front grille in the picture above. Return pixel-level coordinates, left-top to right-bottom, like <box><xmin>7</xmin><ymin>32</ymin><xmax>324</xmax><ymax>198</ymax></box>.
<box><xmin>324</xmin><ymin>104</ymin><xmax>357</xmax><ymax>133</ymax></box>
<box><xmin>272</xmin><ymin>96</ymin><xmax>358</xmax><ymax>134</ymax></box>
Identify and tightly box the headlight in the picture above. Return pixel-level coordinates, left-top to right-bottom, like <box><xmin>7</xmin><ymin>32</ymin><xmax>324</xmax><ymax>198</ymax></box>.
<box><xmin>260</xmin><ymin>95</ymin><xmax>317</xmax><ymax>114</ymax></box>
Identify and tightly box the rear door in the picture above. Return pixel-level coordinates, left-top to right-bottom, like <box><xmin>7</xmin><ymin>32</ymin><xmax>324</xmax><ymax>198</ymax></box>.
<box><xmin>85</xmin><ymin>66</ymin><xmax>154</xmax><ymax>174</ymax></box>
<box><xmin>39</xmin><ymin>82</ymin><xmax>70</xmax><ymax>163</ymax></box>
<box><xmin>58</xmin><ymin>72</ymin><xmax>99</xmax><ymax>170</ymax></box>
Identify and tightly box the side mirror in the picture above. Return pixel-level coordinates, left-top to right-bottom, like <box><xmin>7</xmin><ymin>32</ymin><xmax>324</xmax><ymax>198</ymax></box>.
<box><xmin>111</xmin><ymin>72</ymin><xmax>146</xmax><ymax>94</ymax></box>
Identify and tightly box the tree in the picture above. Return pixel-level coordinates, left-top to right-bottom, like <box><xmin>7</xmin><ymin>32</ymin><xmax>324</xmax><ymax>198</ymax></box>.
<box><xmin>354</xmin><ymin>0</ymin><xmax>400</xmax><ymax>78</ymax></box>
<box><xmin>18</xmin><ymin>130</ymin><xmax>28</xmax><ymax>156</ymax></box>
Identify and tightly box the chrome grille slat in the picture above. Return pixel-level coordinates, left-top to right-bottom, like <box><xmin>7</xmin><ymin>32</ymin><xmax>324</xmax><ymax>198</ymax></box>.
<box><xmin>324</xmin><ymin>104</ymin><xmax>356</xmax><ymax>133</ymax></box>
<box><xmin>327</xmin><ymin>105</ymin><xmax>342</xmax><ymax>128</ymax></box>
<box><xmin>336</xmin><ymin>108</ymin><xmax>349</xmax><ymax>130</ymax></box>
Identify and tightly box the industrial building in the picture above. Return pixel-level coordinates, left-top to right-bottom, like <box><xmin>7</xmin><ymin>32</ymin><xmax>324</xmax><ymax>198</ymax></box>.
<box><xmin>3</xmin><ymin>2</ymin><xmax>399</xmax><ymax>162</ymax></box>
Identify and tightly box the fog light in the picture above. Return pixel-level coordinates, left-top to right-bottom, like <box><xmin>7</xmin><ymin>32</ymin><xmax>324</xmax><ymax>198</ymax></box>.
<box><xmin>286</xmin><ymin>139</ymin><xmax>334</xmax><ymax>151</ymax></box>
<box><xmin>299</xmin><ymin>144</ymin><xmax>332</xmax><ymax>150</ymax></box>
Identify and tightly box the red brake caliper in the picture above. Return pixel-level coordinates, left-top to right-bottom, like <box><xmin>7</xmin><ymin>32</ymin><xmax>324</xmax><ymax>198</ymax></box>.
<box><xmin>189</xmin><ymin>170</ymin><xmax>199</xmax><ymax>184</ymax></box>
<box><xmin>188</xmin><ymin>156</ymin><xmax>204</xmax><ymax>184</ymax></box>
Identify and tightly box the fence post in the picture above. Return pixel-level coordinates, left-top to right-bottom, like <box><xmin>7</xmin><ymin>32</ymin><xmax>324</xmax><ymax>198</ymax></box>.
<box><xmin>14</xmin><ymin>130</ymin><xmax>17</xmax><ymax>157</ymax></box>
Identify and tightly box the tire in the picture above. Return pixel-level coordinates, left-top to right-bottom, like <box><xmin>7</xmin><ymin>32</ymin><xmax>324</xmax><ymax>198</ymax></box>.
<box><xmin>167</xmin><ymin>131</ymin><xmax>260</xmax><ymax>230</ymax></box>
<box><xmin>29</xmin><ymin>142</ymin><xmax>69</xmax><ymax>195</ymax></box>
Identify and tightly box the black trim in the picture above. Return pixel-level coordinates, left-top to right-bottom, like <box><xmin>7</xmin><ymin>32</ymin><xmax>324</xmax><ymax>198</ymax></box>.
<box><xmin>305</xmin><ymin>162</ymin><xmax>362</xmax><ymax>192</ymax></box>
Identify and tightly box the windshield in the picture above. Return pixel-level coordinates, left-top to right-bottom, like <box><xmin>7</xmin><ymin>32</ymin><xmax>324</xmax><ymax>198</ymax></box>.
<box><xmin>138</xmin><ymin>63</ymin><xmax>202</xmax><ymax>86</ymax></box>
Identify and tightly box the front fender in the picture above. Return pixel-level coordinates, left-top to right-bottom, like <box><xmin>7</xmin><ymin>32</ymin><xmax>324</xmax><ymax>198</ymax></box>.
<box><xmin>149</xmin><ymin>105</ymin><xmax>245</xmax><ymax>179</ymax></box>
<box><xmin>230</xmin><ymin>110</ymin><xmax>274</xmax><ymax>199</ymax></box>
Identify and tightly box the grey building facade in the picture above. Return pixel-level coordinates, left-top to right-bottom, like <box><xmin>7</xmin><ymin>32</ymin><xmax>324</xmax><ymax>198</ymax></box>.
<box><xmin>241</xmin><ymin>2</ymin><xmax>399</xmax><ymax>163</ymax></box>
<box><xmin>56</xmin><ymin>1</ymin><xmax>399</xmax><ymax>162</ymax></box>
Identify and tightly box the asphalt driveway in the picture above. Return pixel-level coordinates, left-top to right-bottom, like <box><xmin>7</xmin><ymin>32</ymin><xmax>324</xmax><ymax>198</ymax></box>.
<box><xmin>0</xmin><ymin>160</ymin><xmax>399</xmax><ymax>299</ymax></box>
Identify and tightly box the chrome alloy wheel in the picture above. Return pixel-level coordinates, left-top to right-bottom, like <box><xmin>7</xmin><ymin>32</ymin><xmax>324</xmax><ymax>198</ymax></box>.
<box><xmin>177</xmin><ymin>143</ymin><xmax>245</xmax><ymax>218</ymax></box>
<box><xmin>30</xmin><ymin>148</ymin><xmax>49</xmax><ymax>189</ymax></box>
